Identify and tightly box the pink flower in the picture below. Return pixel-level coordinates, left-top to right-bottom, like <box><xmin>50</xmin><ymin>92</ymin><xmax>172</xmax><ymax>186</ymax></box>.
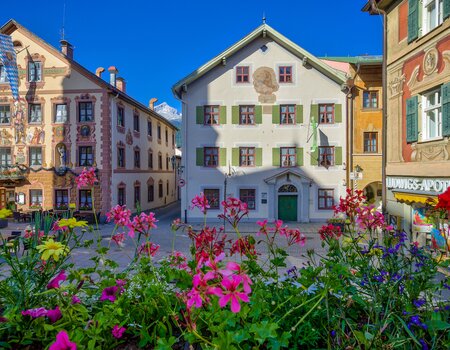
<box><xmin>190</xmin><ymin>193</ymin><xmax>210</xmax><ymax>214</ymax></box>
<box><xmin>106</xmin><ymin>205</ymin><xmax>132</xmax><ymax>227</ymax></box>
<box><xmin>186</xmin><ymin>288</ymin><xmax>204</xmax><ymax>309</ymax></box>
<box><xmin>22</xmin><ymin>307</ymin><xmax>48</xmax><ymax>318</ymax></box>
<box><xmin>71</xmin><ymin>295</ymin><xmax>81</xmax><ymax>304</ymax></box>
<box><xmin>256</xmin><ymin>219</ymin><xmax>268</xmax><ymax>236</ymax></box>
<box><xmin>112</xmin><ymin>324</ymin><xmax>126</xmax><ymax>339</ymax></box>
<box><xmin>168</xmin><ymin>251</ymin><xmax>190</xmax><ymax>272</ymax></box>
<box><xmin>219</xmin><ymin>197</ymin><xmax>249</xmax><ymax>227</ymax></box>
<box><xmin>111</xmin><ymin>232</ymin><xmax>125</xmax><ymax>247</ymax></box>
<box><xmin>212</xmin><ymin>275</ymin><xmax>250</xmax><ymax>313</ymax></box>
<box><xmin>137</xmin><ymin>242</ymin><xmax>160</xmax><ymax>257</ymax></box>
<box><xmin>75</xmin><ymin>167</ymin><xmax>98</xmax><ymax>189</ymax></box>
<box><xmin>49</xmin><ymin>330</ymin><xmax>77</xmax><ymax>350</ymax></box>
<box><xmin>47</xmin><ymin>306</ymin><xmax>62</xmax><ymax>323</ymax></box>
<box><xmin>220</xmin><ymin>262</ymin><xmax>252</xmax><ymax>294</ymax></box>
<box><xmin>127</xmin><ymin>212</ymin><xmax>158</xmax><ymax>237</ymax></box>
<box><xmin>47</xmin><ymin>270</ymin><xmax>67</xmax><ymax>289</ymax></box>
<box><xmin>100</xmin><ymin>286</ymin><xmax>118</xmax><ymax>302</ymax></box>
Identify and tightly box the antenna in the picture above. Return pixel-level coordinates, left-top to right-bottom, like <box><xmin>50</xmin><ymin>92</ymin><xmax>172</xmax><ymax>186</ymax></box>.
<box><xmin>61</xmin><ymin>0</ymin><xmax>67</xmax><ymax>40</ymax></box>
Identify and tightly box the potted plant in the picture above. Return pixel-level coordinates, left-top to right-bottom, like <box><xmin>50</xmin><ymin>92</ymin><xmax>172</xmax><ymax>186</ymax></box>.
<box><xmin>29</xmin><ymin>203</ymin><xmax>42</xmax><ymax>210</ymax></box>
<box><xmin>0</xmin><ymin>208</ymin><xmax>13</xmax><ymax>228</ymax></box>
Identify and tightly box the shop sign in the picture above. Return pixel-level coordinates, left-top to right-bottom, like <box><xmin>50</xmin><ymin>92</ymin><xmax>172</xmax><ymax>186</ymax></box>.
<box><xmin>387</xmin><ymin>177</ymin><xmax>450</xmax><ymax>194</ymax></box>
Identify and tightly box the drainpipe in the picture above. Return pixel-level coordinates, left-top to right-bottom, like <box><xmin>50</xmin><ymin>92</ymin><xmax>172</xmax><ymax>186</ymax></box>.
<box><xmin>369</xmin><ymin>0</ymin><xmax>388</xmax><ymax>214</ymax></box>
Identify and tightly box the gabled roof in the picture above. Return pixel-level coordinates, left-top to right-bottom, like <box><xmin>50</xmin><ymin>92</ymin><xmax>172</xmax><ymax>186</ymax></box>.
<box><xmin>172</xmin><ymin>24</ymin><xmax>347</xmax><ymax>99</ymax></box>
<box><xmin>1</xmin><ymin>19</ymin><xmax>178</xmax><ymax>130</ymax></box>
<box><xmin>320</xmin><ymin>56</ymin><xmax>383</xmax><ymax>65</ymax></box>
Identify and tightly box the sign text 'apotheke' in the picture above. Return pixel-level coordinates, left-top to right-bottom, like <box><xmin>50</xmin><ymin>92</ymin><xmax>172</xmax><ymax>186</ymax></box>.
<box><xmin>387</xmin><ymin>177</ymin><xmax>450</xmax><ymax>194</ymax></box>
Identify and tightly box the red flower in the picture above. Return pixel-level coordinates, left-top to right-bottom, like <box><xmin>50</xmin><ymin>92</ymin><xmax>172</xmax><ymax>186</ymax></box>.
<box><xmin>319</xmin><ymin>224</ymin><xmax>342</xmax><ymax>241</ymax></box>
<box><xmin>138</xmin><ymin>242</ymin><xmax>160</xmax><ymax>257</ymax></box>
<box><xmin>190</xmin><ymin>193</ymin><xmax>210</xmax><ymax>214</ymax></box>
<box><xmin>75</xmin><ymin>167</ymin><xmax>98</xmax><ymax>189</ymax></box>
<box><xmin>436</xmin><ymin>186</ymin><xmax>450</xmax><ymax>211</ymax></box>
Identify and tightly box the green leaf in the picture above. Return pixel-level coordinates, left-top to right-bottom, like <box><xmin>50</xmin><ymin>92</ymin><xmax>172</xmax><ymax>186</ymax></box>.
<box><xmin>426</xmin><ymin>320</ymin><xmax>450</xmax><ymax>332</ymax></box>
<box><xmin>156</xmin><ymin>336</ymin><xmax>177</xmax><ymax>350</ymax></box>
<box><xmin>43</xmin><ymin>324</ymin><xmax>54</xmax><ymax>331</ymax></box>
<box><xmin>250</xmin><ymin>320</ymin><xmax>279</xmax><ymax>344</ymax></box>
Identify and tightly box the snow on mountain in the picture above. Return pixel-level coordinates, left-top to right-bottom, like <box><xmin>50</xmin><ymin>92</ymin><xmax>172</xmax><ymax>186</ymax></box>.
<box><xmin>155</xmin><ymin>102</ymin><xmax>182</xmax><ymax>147</ymax></box>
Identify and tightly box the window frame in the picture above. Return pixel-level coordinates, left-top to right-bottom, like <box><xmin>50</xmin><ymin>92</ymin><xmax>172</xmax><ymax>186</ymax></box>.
<box><xmin>78</xmin><ymin>146</ymin><xmax>94</xmax><ymax>167</ymax></box>
<box><xmin>28</xmin><ymin>61</ymin><xmax>42</xmax><ymax>82</ymax></box>
<box><xmin>318</xmin><ymin>104</ymin><xmax>335</xmax><ymax>124</ymax></box>
<box><xmin>79</xmin><ymin>101</ymin><xmax>93</xmax><ymax>122</ymax></box>
<box><xmin>147</xmin><ymin>120</ymin><xmax>152</xmax><ymax>137</ymax></box>
<box><xmin>318</xmin><ymin>146</ymin><xmax>335</xmax><ymax>167</ymax></box>
<box><xmin>118</xmin><ymin>187</ymin><xmax>126</xmax><ymax>206</ymax></box>
<box><xmin>279</xmin><ymin>66</ymin><xmax>293</xmax><ymax>83</ymax></box>
<box><xmin>204</xmin><ymin>105</ymin><xmax>220</xmax><ymax>125</ymax></box>
<box><xmin>54</xmin><ymin>189</ymin><xmax>69</xmax><ymax>209</ymax></box>
<box><xmin>117</xmin><ymin>106</ymin><xmax>125</xmax><ymax>127</ymax></box>
<box><xmin>28</xmin><ymin>103</ymin><xmax>42</xmax><ymax>124</ymax></box>
<box><xmin>54</xmin><ymin>103</ymin><xmax>68</xmax><ymax>123</ymax></box>
<box><xmin>318</xmin><ymin>189</ymin><xmax>335</xmax><ymax>210</ymax></box>
<box><xmin>158</xmin><ymin>182</ymin><xmax>163</xmax><ymax>198</ymax></box>
<box><xmin>30</xmin><ymin>189</ymin><xmax>43</xmax><ymax>207</ymax></box>
<box><xmin>148</xmin><ymin>151</ymin><xmax>153</xmax><ymax>169</ymax></box>
<box><xmin>363</xmin><ymin>132</ymin><xmax>378</xmax><ymax>153</ymax></box>
<box><xmin>204</xmin><ymin>147</ymin><xmax>219</xmax><ymax>167</ymax></box>
<box><xmin>239</xmin><ymin>105</ymin><xmax>255</xmax><ymax>125</ymax></box>
<box><xmin>239</xmin><ymin>147</ymin><xmax>256</xmax><ymax>167</ymax></box>
<box><xmin>204</xmin><ymin>189</ymin><xmax>220</xmax><ymax>209</ymax></box>
<box><xmin>422</xmin><ymin>0</ymin><xmax>444</xmax><ymax>35</ymax></box>
<box><xmin>29</xmin><ymin>147</ymin><xmax>42</xmax><ymax>166</ymax></box>
<box><xmin>0</xmin><ymin>105</ymin><xmax>11</xmax><ymax>125</ymax></box>
<box><xmin>0</xmin><ymin>65</ymin><xmax>7</xmax><ymax>83</ymax></box>
<box><xmin>236</xmin><ymin>66</ymin><xmax>250</xmax><ymax>83</ymax></box>
<box><xmin>0</xmin><ymin>147</ymin><xmax>12</xmax><ymax>167</ymax></box>
<box><xmin>134</xmin><ymin>149</ymin><xmax>141</xmax><ymax>168</ymax></box>
<box><xmin>239</xmin><ymin>189</ymin><xmax>256</xmax><ymax>210</ymax></box>
<box><xmin>148</xmin><ymin>184</ymin><xmax>154</xmax><ymax>202</ymax></box>
<box><xmin>280</xmin><ymin>104</ymin><xmax>296</xmax><ymax>124</ymax></box>
<box><xmin>280</xmin><ymin>147</ymin><xmax>296</xmax><ymax>167</ymax></box>
<box><xmin>133</xmin><ymin>114</ymin><xmax>140</xmax><ymax>132</ymax></box>
<box><xmin>79</xmin><ymin>189</ymin><xmax>92</xmax><ymax>210</ymax></box>
<box><xmin>421</xmin><ymin>88</ymin><xmax>442</xmax><ymax>141</ymax></box>
<box><xmin>117</xmin><ymin>146</ymin><xmax>125</xmax><ymax>168</ymax></box>
<box><xmin>134</xmin><ymin>185</ymin><xmax>141</xmax><ymax>207</ymax></box>
<box><xmin>362</xmin><ymin>91</ymin><xmax>379</xmax><ymax>109</ymax></box>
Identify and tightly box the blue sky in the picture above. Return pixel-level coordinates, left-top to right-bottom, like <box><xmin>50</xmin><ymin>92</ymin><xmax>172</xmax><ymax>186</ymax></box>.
<box><xmin>1</xmin><ymin>0</ymin><xmax>382</xmax><ymax>111</ymax></box>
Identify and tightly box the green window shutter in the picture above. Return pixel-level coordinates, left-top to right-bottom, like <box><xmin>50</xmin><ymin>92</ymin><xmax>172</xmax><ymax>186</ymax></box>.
<box><xmin>310</xmin><ymin>149</ymin><xmax>318</xmax><ymax>166</ymax></box>
<box><xmin>334</xmin><ymin>104</ymin><xmax>342</xmax><ymax>123</ymax></box>
<box><xmin>219</xmin><ymin>148</ymin><xmax>227</xmax><ymax>166</ymax></box>
<box><xmin>272</xmin><ymin>105</ymin><xmax>280</xmax><ymax>124</ymax></box>
<box><xmin>310</xmin><ymin>104</ymin><xmax>318</xmax><ymax>123</ymax></box>
<box><xmin>219</xmin><ymin>106</ymin><xmax>227</xmax><ymax>124</ymax></box>
<box><xmin>442</xmin><ymin>82</ymin><xmax>450</xmax><ymax>136</ymax></box>
<box><xmin>232</xmin><ymin>148</ymin><xmax>239</xmax><ymax>166</ymax></box>
<box><xmin>296</xmin><ymin>105</ymin><xmax>303</xmax><ymax>124</ymax></box>
<box><xmin>272</xmin><ymin>148</ymin><xmax>280</xmax><ymax>167</ymax></box>
<box><xmin>255</xmin><ymin>105</ymin><xmax>263</xmax><ymax>124</ymax></box>
<box><xmin>232</xmin><ymin>106</ymin><xmax>239</xmax><ymax>124</ymax></box>
<box><xmin>196</xmin><ymin>106</ymin><xmax>204</xmax><ymax>124</ymax></box>
<box><xmin>296</xmin><ymin>147</ymin><xmax>304</xmax><ymax>166</ymax></box>
<box><xmin>406</xmin><ymin>96</ymin><xmax>418</xmax><ymax>143</ymax></box>
<box><xmin>196</xmin><ymin>148</ymin><xmax>204</xmax><ymax>166</ymax></box>
<box><xmin>408</xmin><ymin>0</ymin><xmax>419</xmax><ymax>43</ymax></box>
<box><xmin>445</xmin><ymin>0</ymin><xmax>450</xmax><ymax>20</ymax></box>
<box><xmin>334</xmin><ymin>147</ymin><xmax>343</xmax><ymax>165</ymax></box>
<box><xmin>255</xmin><ymin>148</ymin><xmax>263</xmax><ymax>166</ymax></box>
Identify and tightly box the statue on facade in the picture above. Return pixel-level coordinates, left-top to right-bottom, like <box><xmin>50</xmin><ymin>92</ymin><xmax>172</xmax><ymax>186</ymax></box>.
<box><xmin>57</xmin><ymin>144</ymin><xmax>66</xmax><ymax>168</ymax></box>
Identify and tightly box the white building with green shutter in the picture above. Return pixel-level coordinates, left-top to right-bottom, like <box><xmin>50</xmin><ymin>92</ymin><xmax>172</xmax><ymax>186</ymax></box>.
<box><xmin>173</xmin><ymin>24</ymin><xmax>348</xmax><ymax>222</ymax></box>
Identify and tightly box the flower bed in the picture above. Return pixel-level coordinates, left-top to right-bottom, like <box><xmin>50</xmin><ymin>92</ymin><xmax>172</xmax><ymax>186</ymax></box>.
<box><xmin>0</xmin><ymin>169</ymin><xmax>449</xmax><ymax>349</ymax></box>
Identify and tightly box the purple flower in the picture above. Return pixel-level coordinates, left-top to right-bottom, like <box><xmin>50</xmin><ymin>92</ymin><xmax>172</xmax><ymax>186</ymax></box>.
<box><xmin>420</xmin><ymin>339</ymin><xmax>429</xmax><ymax>350</ymax></box>
<box><xmin>330</xmin><ymin>330</ymin><xmax>336</xmax><ymax>338</ymax></box>
<box><xmin>408</xmin><ymin>315</ymin><xmax>427</xmax><ymax>330</ymax></box>
<box><xmin>22</xmin><ymin>307</ymin><xmax>48</xmax><ymax>318</ymax></box>
<box><xmin>413</xmin><ymin>298</ymin><xmax>426</xmax><ymax>308</ymax></box>
<box><xmin>47</xmin><ymin>306</ymin><xmax>62</xmax><ymax>323</ymax></box>
<box><xmin>49</xmin><ymin>330</ymin><xmax>77</xmax><ymax>350</ymax></box>
<box><xmin>71</xmin><ymin>295</ymin><xmax>81</xmax><ymax>304</ymax></box>
<box><xmin>100</xmin><ymin>286</ymin><xmax>118</xmax><ymax>302</ymax></box>
<box><xmin>47</xmin><ymin>270</ymin><xmax>67</xmax><ymax>289</ymax></box>
<box><xmin>112</xmin><ymin>324</ymin><xmax>126</xmax><ymax>339</ymax></box>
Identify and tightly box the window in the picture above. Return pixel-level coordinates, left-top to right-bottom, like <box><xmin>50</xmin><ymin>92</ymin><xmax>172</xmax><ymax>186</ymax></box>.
<box><xmin>79</xmin><ymin>190</ymin><xmax>92</xmax><ymax>210</ymax></box>
<box><xmin>30</xmin><ymin>189</ymin><xmax>43</xmax><ymax>207</ymax></box>
<box><xmin>236</xmin><ymin>66</ymin><xmax>249</xmax><ymax>83</ymax></box>
<box><xmin>134</xmin><ymin>149</ymin><xmax>141</xmax><ymax>168</ymax></box>
<box><xmin>0</xmin><ymin>65</ymin><xmax>7</xmax><ymax>83</ymax></box>
<box><xmin>79</xmin><ymin>102</ymin><xmax>93</xmax><ymax>122</ymax></box>
<box><xmin>166</xmin><ymin>181</ymin><xmax>169</xmax><ymax>195</ymax></box>
<box><xmin>0</xmin><ymin>148</ymin><xmax>12</xmax><ymax>166</ymax></box>
<box><xmin>147</xmin><ymin>120</ymin><xmax>152</xmax><ymax>136</ymax></box>
<box><xmin>204</xmin><ymin>147</ymin><xmax>219</xmax><ymax>167</ymax></box>
<box><xmin>55</xmin><ymin>104</ymin><xmax>68</xmax><ymax>123</ymax></box>
<box><xmin>318</xmin><ymin>189</ymin><xmax>334</xmax><ymax>210</ymax></box>
<box><xmin>319</xmin><ymin>146</ymin><xmax>334</xmax><ymax>167</ymax></box>
<box><xmin>29</xmin><ymin>147</ymin><xmax>42</xmax><ymax>166</ymax></box>
<box><xmin>158</xmin><ymin>153</ymin><xmax>162</xmax><ymax>169</ymax></box>
<box><xmin>204</xmin><ymin>105</ymin><xmax>220</xmax><ymax>125</ymax></box>
<box><xmin>422</xmin><ymin>89</ymin><xmax>442</xmax><ymax>140</ymax></box>
<box><xmin>117</xmin><ymin>146</ymin><xmax>125</xmax><ymax>168</ymax></box>
<box><xmin>157</xmin><ymin>125</ymin><xmax>161</xmax><ymax>140</ymax></box>
<box><xmin>28</xmin><ymin>61</ymin><xmax>42</xmax><ymax>82</ymax></box>
<box><xmin>363</xmin><ymin>91</ymin><xmax>378</xmax><ymax>109</ymax></box>
<box><xmin>118</xmin><ymin>187</ymin><xmax>125</xmax><ymax>206</ymax></box>
<box><xmin>158</xmin><ymin>182</ymin><xmax>163</xmax><ymax>198</ymax></box>
<box><xmin>148</xmin><ymin>152</ymin><xmax>153</xmax><ymax>169</ymax></box>
<box><xmin>363</xmin><ymin>132</ymin><xmax>378</xmax><ymax>153</ymax></box>
<box><xmin>240</xmin><ymin>147</ymin><xmax>255</xmax><ymax>167</ymax></box>
<box><xmin>79</xmin><ymin>146</ymin><xmax>93</xmax><ymax>166</ymax></box>
<box><xmin>134</xmin><ymin>185</ymin><xmax>140</xmax><ymax>206</ymax></box>
<box><xmin>240</xmin><ymin>105</ymin><xmax>255</xmax><ymax>125</ymax></box>
<box><xmin>148</xmin><ymin>184</ymin><xmax>154</xmax><ymax>202</ymax></box>
<box><xmin>280</xmin><ymin>105</ymin><xmax>296</xmax><ymax>124</ymax></box>
<box><xmin>165</xmin><ymin>129</ymin><xmax>168</xmax><ymax>143</ymax></box>
<box><xmin>280</xmin><ymin>147</ymin><xmax>296</xmax><ymax>167</ymax></box>
<box><xmin>28</xmin><ymin>104</ymin><xmax>42</xmax><ymax>123</ymax></box>
<box><xmin>166</xmin><ymin>156</ymin><xmax>169</xmax><ymax>170</ymax></box>
<box><xmin>239</xmin><ymin>189</ymin><xmax>256</xmax><ymax>210</ymax></box>
<box><xmin>133</xmin><ymin>114</ymin><xmax>140</xmax><ymax>132</ymax></box>
<box><xmin>172</xmin><ymin>133</ymin><xmax>175</xmax><ymax>146</ymax></box>
<box><xmin>55</xmin><ymin>189</ymin><xmax>69</xmax><ymax>209</ymax></box>
<box><xmin>279</xmin><ymin>66</ymin><xmax>292</xmax><ymax>83</ymax></box>
<box><xmin>0</xmin><ymin>105</ymin><xmax>11</xmax><ymax>124</ymax></box>
<box><xmin>204</xmin><ymin>189</ymin><xmax>220</xmax><ymax>209</ymax></box>
<box><xmin>423</xmin><ymin>0</ymin><xmax>444</xmax><ymax>34</ymax></box>
<box><xmin>117</xmin><ymin>107</ymin><xmax>124</xmax><ymax>127</ymax></box>
<box><xmin>319</xmin><ymin>104</ymin><xmax>334</xmax><ymax>124</ymax></box>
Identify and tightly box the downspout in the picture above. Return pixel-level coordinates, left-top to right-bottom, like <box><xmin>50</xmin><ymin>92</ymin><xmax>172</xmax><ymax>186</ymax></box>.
<box><xmin>369</xmin><ymin>0</ymin><xmax>388</xmax><ymax>214</ymax></box>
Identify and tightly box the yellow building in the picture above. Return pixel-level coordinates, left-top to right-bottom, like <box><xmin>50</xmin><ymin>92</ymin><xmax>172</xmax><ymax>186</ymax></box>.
<box><xmin>0</xmin><ymin>20</ymin><xmax>178</xmax><ymax>217</ymax></box>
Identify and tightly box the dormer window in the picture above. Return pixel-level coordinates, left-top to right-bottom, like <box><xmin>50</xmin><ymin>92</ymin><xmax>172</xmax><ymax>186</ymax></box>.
<box><xmin>28</xmin><ymin>61</ymin><xmax>42</xmax><ymax>82</ymax></box>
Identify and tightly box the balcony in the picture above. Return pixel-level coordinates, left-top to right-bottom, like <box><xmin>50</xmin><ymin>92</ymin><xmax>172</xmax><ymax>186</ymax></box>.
<box><xmin>0</xmin><ymin>166</ymin><xmax>27</xmax><ymax>181</ymax></box>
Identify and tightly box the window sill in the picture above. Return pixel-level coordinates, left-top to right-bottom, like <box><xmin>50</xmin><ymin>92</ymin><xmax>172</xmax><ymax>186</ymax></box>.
<box><xmin>117</xmin><ymin>126</ymin><xmax>125</xmax><ymax>134</ymax></box>
<box><xmin>133</xmin><ymin>131</ymin><xmax>140</xmax><ymax>138</ymax></box>
<box><xmin>418</xmin><ymin>137</ymin><xmax>444</xmax><ymax>144</ymax></box>
<box><xmin>361</xmin><ymin>108</ymin><xmax>381</xmax><ymax>112</ymax></box>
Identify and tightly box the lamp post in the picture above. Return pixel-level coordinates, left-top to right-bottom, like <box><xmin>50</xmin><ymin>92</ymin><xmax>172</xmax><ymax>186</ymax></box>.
<box><xmin>223</xmin><ymin>163</ymin><xmax>235</xmax><ymax>230</ymax></box>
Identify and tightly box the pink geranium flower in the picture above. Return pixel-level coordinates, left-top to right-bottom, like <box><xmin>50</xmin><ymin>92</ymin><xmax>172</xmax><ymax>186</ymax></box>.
<box><xmin>190</xmin><ymin>193</ymin><xmax>210</xmax><ymax>214</ymax></box>
<box><xmin>213</xmin><ymin>275</ymin><xmax>250</xmax><ymax>313</ymax></box>
<box><xmin>138</xmin><ymin>241</ymin><xmax>160</xmax><ymax>257</ymax></box>
<box><xmin>100</xmin><ymin>286</ymin><xmax>118</xmax><ymax>302</ymax></box>
<box><xmin>112</xmin><ymin>324</ymin><xmax>126</xmax><ymax>339</ymax></box>
<box><xmin>47</xmin><ymin>270</ymin><xmax>67</xmax><ymax>289</ymax></box>
<box><xmin>127</xmin><ymin>212</ymin><xmax>158</xmax><ymax>238</ymax></box>
<box><xmin>111</xmin><ymin>232</ymin><xmax>126</xmax><ymax>247</ymax></box>
<box><xmin>22</xmin><ymin>307</ymin><xmax>48</xmax><ymax>318</ymax></box>
<box><xmin>106</xmin><ymin>205</ymin><xmax>132</xmax><ymax>227</ymax></box>
<box><xmin>47</xmin><ymin>306</ymin><xmax>62</xmax><ymax>323</ymax></box>
<box><xmin>220</xmin><ymin>262</ymin><xmax>253</xmax><ymax>294</ymax></box>
<box><xmin>75</xmin><ymin>167</ymin><xmax>98</xmax><ymax>189</ymax></box>
<box><xmin>49</xmin><ymin>330</ymin><xmax>77</xmax><ymax>350</ymax></box>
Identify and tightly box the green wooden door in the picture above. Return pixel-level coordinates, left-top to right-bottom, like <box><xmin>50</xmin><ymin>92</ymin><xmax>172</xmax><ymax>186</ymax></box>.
<box><xmin>278</xmin><ymin>195</ymin><xmax>297</xmax><ymax>222</ymax></box>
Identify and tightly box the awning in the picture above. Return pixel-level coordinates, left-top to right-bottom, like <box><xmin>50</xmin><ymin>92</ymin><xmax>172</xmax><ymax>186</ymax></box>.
<box><xmin>393</xmin><ymin>192</ymin><xmax>437</xmax><ymax>205</ymax></box>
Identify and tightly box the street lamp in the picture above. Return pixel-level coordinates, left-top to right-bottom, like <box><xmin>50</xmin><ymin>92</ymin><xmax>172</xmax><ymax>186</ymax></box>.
<box><xmin>223</xmin><ymin>163</ymin><xmax>236</xmax><ymax>230</ymax></box>
<box><xmin>354</xmin><ymin>164</ymin><xmax>364</xmax><ymax>191</ymax></box>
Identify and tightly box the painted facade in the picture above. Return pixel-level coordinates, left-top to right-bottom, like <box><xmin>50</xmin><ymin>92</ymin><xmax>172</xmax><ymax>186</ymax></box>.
<box><xmin>173</xmin><ymin>24</ymin><xmax>348</xmax><ymax>223</ymax></box>
<box><xmin>364</xmin><ymin>0</ymin><xmax>450</xmax><ymax>236</ymax></box>
<box><xmin>0</xmin><ymin>20</ymin><xmax>177</xmax><ymax>216</ymax></box>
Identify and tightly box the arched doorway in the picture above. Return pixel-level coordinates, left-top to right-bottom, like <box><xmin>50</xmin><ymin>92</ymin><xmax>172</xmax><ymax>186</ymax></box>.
<box><xmin>363</xmin><ymin>181</ymin><xmax>382</xmax><ymax>209</ymax></box>
<box><xmin>277</xmin><ymin>184</ymin><xmax>298</xmax><ymax>222</ymax></box>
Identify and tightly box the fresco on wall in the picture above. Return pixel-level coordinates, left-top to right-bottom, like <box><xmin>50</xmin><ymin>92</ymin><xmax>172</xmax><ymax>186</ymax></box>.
<box><xmin>27</xmin><ymin>127</ymin><xmax>45</xmax><ymax>144</ymax></box>
<box><xmin>0</xmin><ymin>129</ymin><xmax>13</xmax><ymax>145</ymax></box>
<box><xmin>253</xmin><ymin>67</ymin><xmax>279</xmax><ymax>103</ymax></box>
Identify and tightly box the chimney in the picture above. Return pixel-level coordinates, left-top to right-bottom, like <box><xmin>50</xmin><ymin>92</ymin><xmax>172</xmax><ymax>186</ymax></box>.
<box><xmin>149</xmin><ymin>98</ymin><xmax>158</xmax><ymax>110</ymax></box>
<box><xmin>108</xmin><ymin>66</ymin><xmax>118</xmax><ymax>87</ymax></box>
<box><xmin>96</xmin><ymin>67</ymin><xmax>105</xmax><ymax>78</ymax></box>
<box><xmin>60</xmin><ymin>39</ymin><xmax>73</xmax><ymax>59</ymax></box>
<box><xmin>116</xmin><ymin>77</ymin><xmax>126</xmax><ymax>93</ymax></box>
